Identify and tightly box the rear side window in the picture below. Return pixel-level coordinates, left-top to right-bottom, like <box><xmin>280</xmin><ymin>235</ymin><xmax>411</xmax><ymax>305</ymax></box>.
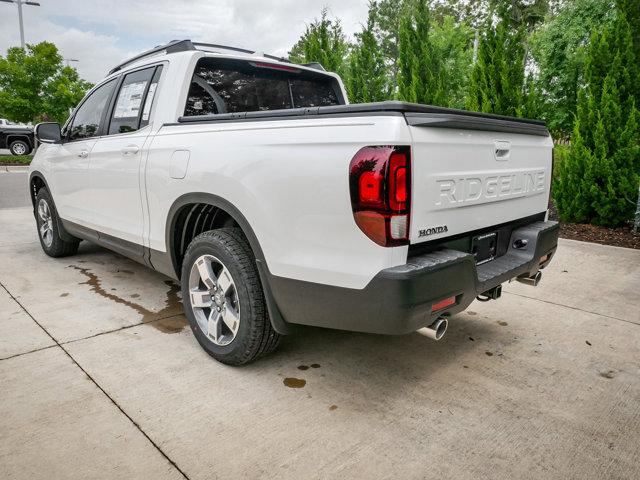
<box><xmin>184</xmin><ymin>58</ymin><xmax>340</xmax><ymax>116</ymax></box>
<box><xmin>68</xmin><ymin>79</ymin><xmax>117</xmax><ymax>141</ymax></box>
<box><xmin>109</xmin><ymin>66</ymin><xmax>162</xmax><ymax>135</ymax></box>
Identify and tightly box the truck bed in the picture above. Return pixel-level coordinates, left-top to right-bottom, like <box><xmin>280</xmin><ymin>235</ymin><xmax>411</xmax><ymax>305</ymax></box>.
<box><xmin>173</xmin><ymin>101</ymin><xmax>549</xmax><ymax>137</ymax></box>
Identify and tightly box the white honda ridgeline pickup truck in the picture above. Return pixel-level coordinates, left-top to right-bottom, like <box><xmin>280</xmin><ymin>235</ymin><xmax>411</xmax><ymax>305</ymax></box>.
<box><xmin>30</xmin><ymin>40</ymin><xmax>558</xmax><ymax>365</ymax></box>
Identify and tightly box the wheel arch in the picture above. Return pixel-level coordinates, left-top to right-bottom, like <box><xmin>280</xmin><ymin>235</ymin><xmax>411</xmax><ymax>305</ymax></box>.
<box><xmin>29</xmin><ymin>171</ymin><xmax>78</xmax><ymax>243</ymax></box>
<box><xmin>7</xmin><ymin>134</ymin><xmax>33</xmax><ymax>150</ymax></box>
<box><xmin>163</xmin><ymin>192</ymin><xmax>292</xmax><ymax>335</ymax></box>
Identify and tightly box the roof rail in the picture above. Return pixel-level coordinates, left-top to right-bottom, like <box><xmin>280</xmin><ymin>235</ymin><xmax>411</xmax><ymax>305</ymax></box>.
<box><xmin>108</xmin><ymin>39</ymin><xmax>195</xmax><ymax>75</ymax></box>
<box><xmin>108</xmin><ymin>39</ymin><xmax>298</xmax><ymax>76</ymax></box>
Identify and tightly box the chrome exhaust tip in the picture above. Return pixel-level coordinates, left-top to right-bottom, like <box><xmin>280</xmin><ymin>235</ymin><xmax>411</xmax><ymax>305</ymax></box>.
<box><xmin>422</xmin><ymin>317</ymin><xmax>448</xmax><ymax>341</ymax></box>
<box><xmin>517</xmin><ymin>270</ymin><xmax>542</xmax><ymax>286</ymax></box>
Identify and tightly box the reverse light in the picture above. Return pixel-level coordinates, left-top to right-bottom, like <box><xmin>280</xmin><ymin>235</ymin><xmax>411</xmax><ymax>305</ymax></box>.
<box><xmin>349</xmin><ymin>146</ymin><xmax>411</xmax><ymax>247</ymax></box>
<box><xmin>431</xmin><ymin>296</ymin><xmax>456</xmax><ymax>313</ymax></box>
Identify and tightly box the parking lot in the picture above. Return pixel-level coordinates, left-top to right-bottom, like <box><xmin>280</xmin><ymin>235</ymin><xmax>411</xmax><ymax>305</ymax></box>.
<box><xmin>1</xmin><ymin>170</ymin><xmax>639</xmax><ymax>479</ymax></box>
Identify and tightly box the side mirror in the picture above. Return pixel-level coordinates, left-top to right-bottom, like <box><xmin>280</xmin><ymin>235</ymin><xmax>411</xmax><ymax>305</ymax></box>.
<box><xmin>35</xmin><ymin>122</ymin><xmax>62</xmax><ymax>144</ymax></box>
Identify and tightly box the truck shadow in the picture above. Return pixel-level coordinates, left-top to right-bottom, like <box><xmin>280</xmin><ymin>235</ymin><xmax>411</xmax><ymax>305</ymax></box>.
<box><xmin>248</xmin><ymin>312</ymin><xmax>517</xmax><ymax>399</ymax></box>
<box><xmin>72</xmin><ymin>241</ymin><xmax>517</xmax><ymax>395</ymax></box>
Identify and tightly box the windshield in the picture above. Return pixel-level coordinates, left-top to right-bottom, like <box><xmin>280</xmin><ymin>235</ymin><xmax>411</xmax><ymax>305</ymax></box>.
<box><xmin>184</xmin><ymin>58</ymin><xmax>342</xmax><ymax>116</ymax></box>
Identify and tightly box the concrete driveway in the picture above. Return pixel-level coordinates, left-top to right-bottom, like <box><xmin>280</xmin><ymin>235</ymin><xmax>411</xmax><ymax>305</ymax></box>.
<box><xmin>1</xmin><ymin>185</ymin><xmax>639</xmax><ymax>479</ymax></box>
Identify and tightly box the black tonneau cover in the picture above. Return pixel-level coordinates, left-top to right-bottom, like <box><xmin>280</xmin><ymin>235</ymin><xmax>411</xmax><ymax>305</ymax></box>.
<box><xmin>175</xmin><ymin>101</ymin><xmax>549</xmax><ymax>137</ymax></box>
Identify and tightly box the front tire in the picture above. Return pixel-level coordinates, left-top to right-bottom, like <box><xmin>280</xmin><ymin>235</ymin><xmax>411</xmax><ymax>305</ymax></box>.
<box><xmin>181</xmin><ymin>228</ymin><xmax>280</xmax><ymax>365</ymax></box>
<box><xmin>35</xmin><ymin>188</ymin><xmax>80</xmax><ymax>257</ymax></box>
<box><xmin>9</xmin><ymin>140</ymin><xmax>31</xmax><ymax>156</ymax></box>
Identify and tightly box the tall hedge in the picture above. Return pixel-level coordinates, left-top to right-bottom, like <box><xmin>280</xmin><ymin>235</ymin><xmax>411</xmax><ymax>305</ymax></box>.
<box><xmin>465</xmin><ymin>8</ymin><xmax>526</xmax><ymax>117</ymax></box>
<box><xmin>396</xmin><ymin>0</ymin><xmax>445</xmax><ymax>105</ymax></box>
<box><xmin>553</xmin><ymin>9</ymin><xmax>639</xmax><ymax>227</ymax></box>
<box><xmin>347</xmin><ymin>1</ymin><xmax>389</xmax><ymax>103</ymax></box>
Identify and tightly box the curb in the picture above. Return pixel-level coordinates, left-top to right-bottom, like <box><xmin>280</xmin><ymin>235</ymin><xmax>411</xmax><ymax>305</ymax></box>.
<box><xmin>0</xmin><ymin>165</ymin><xmax>29</xmax><ymax>173</ymax></box>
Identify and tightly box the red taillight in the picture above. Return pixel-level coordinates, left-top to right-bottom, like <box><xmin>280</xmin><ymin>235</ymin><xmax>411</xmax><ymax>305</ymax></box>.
<box><xmin>349</xmin><ymin>146</ymin><xmax>411</xmax><ymax>247</ymax></box>
<box><xmin>358</xmin><ymin>171</ymin><xmax>384</xmax><ymax>205</ymax></box>
<box><xmin>431</xmin><ymin>296</ymin><xmax>456</xmax><ymax>313</ymax></box>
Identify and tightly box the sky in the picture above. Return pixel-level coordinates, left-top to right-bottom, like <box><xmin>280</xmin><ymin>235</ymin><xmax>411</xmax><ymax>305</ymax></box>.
<box><xmin>0</xmin><ymin>0</ymin><xmax>370</xmax><ymax>82</ymax></box>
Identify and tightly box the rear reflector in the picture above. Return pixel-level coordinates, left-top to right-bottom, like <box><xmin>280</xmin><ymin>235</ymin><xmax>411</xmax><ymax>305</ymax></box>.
<box><xmin>431</xmin><ymin>296</ymin><xmax>456</xmax><ymax>313</ymax></box>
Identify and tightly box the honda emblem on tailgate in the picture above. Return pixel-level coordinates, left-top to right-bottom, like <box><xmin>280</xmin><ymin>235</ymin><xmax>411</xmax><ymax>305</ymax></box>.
<box><xmin>419</xmin><ymin>225</ymin><xmax>449</xmax><ymax>237</ymax></box>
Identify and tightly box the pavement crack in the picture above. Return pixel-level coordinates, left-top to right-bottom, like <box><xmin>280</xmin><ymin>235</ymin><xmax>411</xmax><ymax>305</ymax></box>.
<box><xmin>0</xmin><ymin>344</ymin><xmax>58</xmax><ymax>362</ymax></box>
<box><xmin>0</xmin><ymin>280</ymin><xmax>191</xmax><ymax>480</ymax></box>
<box><xmin>503</xmin><ymin>291</ymin><xmax>639</xmax><ymax>326</ymax></box>
<box><xmin>61</xmin><ymin>313</ymin><xmax>186</xmax><ymax>346</ymax></box>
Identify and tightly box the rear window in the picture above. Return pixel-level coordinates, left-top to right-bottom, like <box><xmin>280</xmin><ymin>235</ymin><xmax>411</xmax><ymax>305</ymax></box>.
<box><xmin>184</xmin><ymin>58</ymin><xmax>341</xmax><ymax>116</ymax></box>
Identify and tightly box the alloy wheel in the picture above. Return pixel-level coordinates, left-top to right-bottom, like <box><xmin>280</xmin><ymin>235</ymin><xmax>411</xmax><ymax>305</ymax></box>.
<box><xmin>37</xmin><ymin>199</ymin><xmax>54</xmax><ymax>248</ymax></box>
<box><xmin>188</xmin><ymin>254</ymin><xmax>241</xmax><ymax>346</ymax></box>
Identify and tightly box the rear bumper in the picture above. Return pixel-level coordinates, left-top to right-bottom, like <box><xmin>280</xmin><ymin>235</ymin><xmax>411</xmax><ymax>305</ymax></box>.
<box><xmin>267</xmin><ymin>220</ymin><xmax>559</xmax><ymax>335</ymax></box>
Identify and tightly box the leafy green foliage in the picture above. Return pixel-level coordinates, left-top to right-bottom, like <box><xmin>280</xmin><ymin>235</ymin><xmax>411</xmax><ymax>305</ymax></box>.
<box><xmin>397</xmin><ymin>0</ymin><xmax>446</xmax><ymax>105</ymax></box>
<box><xmin>0</xmin><ymin>42</ymin><xmax>92</xmax><ymax>124</ymax></box>
<box><xmin>466</xmin><ymin>6</ymin><xmax>526</xmax><ymax>116</ymax></box>
<box><xmin>429</xmin><ymin>15</ymin><xmax>473</xmax><ymax>109</ymax></box>
<box><xmin>554</xmin><ymin>10</ymin><xmax>640</xmax><ymax>226</ymax></box>
<box><xmin>347</xmin><ymin>2</ymin><xmax>389</xmax><ymax>103</ymax></box>
<box><xmin>530</xmin><ymin>0</ymin><xmax>615</xmax><ymax>137</ymax></box>
<box><xmin>288</xmin><ymin>9</ymin><xmax>349</xmax><ymax>78</ymax></box>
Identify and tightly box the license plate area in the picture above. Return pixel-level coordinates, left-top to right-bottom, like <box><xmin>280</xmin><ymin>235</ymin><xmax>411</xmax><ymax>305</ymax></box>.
<box><xmin>472</xmin><ymin>232</ymin><xmax>497</xmax><ymax>265</ymax></box>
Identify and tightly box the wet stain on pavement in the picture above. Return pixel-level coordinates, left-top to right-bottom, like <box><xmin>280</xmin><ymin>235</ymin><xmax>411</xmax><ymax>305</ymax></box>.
<box><xmin>283</xmin><ymin>378</ymin><xmax>306</xmax><ymax>388</ymax></box>
<box><xmin>329</xmin><ymin>405</ymin><xmax>338</xmax><ymax>411</ymax></box>
<box><xmin>69</xmin><ymin>266</ymin><xmax>184</xmax><ymax>333</ymax></box>
<box><xmin>485</xmin><ymin>351</ymin><xmax>494</xmax><ymax>356</ymax></box>
<box><xmin>60</xmin><ymin>292</ymin><xmax>69</xmax><ymax>297</ymax></box>
<box><xmin>599</xmin><ymin>370</ymin><xmax>616</xmax><ymax>379</ymax></box>
<box><xmin>498</xmin><ymin>321</ymin><xmax>508</xmax><ymax>326</ymax></box>
<box><xmin>130</xmin><ymin>293</ymin><xmax>140</xmax><ymax>298</ymax></box>
<box><xmin>467</xmin><ymin>311</ymin><xmax>477</xmax><ymax>316</ymax></box>
<box><xmin>310</xmin><ymin>363</ymin><xmax>321</xmax><ymax>369</ymax></box>
<box><xmin>153</xmin><ymin>315</ymin><xmax>188</xmax><ymax>334</ymax></box>
<box><xmin>297</xmin><ymin>365</ymin><xmax>309</xmax><ymax>371</ymax></box>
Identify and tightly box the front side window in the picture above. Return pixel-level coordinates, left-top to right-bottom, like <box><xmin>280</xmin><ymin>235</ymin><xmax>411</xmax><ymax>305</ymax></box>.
<box><xmin>184</xmin><ymin>58</ymin><xmax>340</xmax><ymax>116</ymax></box>
<box><xmin>68</xmin><ymin>79</ymin><xmax>117</xmax><ymax>141</ymax></box>
<box><xmin>109</xmin><ymin>66</ymin><xmax>160</xmax><ymax>135</ymax></box>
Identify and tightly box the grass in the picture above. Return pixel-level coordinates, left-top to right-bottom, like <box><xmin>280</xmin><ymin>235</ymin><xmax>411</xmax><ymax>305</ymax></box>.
<box><xmin>0</xmin><ymin>154</ymin><xmax>32</xmax><ymax>165</ymax></box>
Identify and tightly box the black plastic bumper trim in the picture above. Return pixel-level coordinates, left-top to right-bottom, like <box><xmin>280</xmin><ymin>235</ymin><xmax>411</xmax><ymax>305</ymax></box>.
<box><xmin>267</xmin><ymin>220</ymin><xmax>559</xmax><ymax>335</ymax></box>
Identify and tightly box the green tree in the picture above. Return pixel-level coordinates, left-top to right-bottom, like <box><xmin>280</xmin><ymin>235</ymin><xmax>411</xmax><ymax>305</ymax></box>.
<box><xmin>0</xmin><ymin>41</ymin><xmax>92</xmax><ymax>124</ymax></box>
<box><xmin>430</xmin><ymin>15</ymin><xmax>474</xmax><ymax>109</ymax></box>
<box><xmin>397</xmin><ymin>0</ymin><xmax>446</xmax><ymax>105</ymax></box>
<box><xmin>466</xmin><ymin>5</ymin><xmax>526</xmax><ymax>116</ymax></box>
<box><xmin>554</xmin><ymin>9</ymin><xmax>640</xmax><ymax>226</ymax></box>
<box><xmin>530</xmin><ymin>0</ymin><xmax>615</xmax><ymax>137</ymax></box>
<box><xmin>347</xmin><ymin>1</ymin><xmax>389</xmax><ymax>103</ymax></box>
<box><xmin>288</xmin><ymin>9</ymin><xmax>349</xmax><ymax>78</ymax></box>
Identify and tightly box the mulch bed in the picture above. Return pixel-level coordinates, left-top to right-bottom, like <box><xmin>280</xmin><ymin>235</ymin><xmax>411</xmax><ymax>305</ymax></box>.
<box><xmin>548</xmin><ymin>202</ymin><xmax>640</xmax><ymax>250</ymax></box>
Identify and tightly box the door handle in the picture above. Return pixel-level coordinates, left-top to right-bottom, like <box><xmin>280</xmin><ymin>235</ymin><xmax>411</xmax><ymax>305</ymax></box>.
<box><xmin>121</xmin><ymin>145</ymin><xmax>140</xmax><ymax>156</ymax></box>
<box><xmin>77</xmin><ymin>150</ymin><xmax>88</xmax><ymax>158</ymax></box>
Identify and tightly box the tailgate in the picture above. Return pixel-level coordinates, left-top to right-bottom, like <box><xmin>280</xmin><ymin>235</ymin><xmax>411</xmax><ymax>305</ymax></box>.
<box><xmin>407</xmin><ymin>117</ymin><xmax>553</xmax><ymax>244</ymax></box>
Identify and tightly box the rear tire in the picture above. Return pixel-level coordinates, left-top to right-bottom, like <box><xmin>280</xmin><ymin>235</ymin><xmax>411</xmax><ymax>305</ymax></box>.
<box><xmin>35</xmin><ymin>188</ymin><xmax>80</xmax><ymax>257</ymax></box>
<box><xmin>9</xmin><ymin>140</ymin><xmax>31</xmax><ymax>156</ymax></box>
<box><xmin>181</xmin><ymin>228</ymin><xmax>280</xmax><ymax>365</ymax></box>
